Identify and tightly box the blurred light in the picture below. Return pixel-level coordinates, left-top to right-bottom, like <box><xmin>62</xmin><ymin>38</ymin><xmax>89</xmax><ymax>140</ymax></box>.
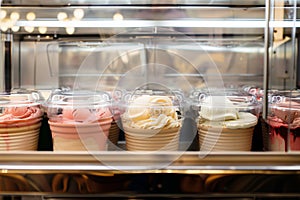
<box><xmin>6</xmin><ymin>19</ymin><xmax>15</xmax><ymax>28</ymax></box>
<box><xmin>66</xmin><ymin>27</ymin><xmax>75</xmax><ymax>35</ymax></box>
<box><xmin>11</xmin><ymin>26</ymin><xmax>20</xmax><ymax>32</ymax></box>
<box><xmin>70</xmin><ymin>17</ymin><xmax>79</xmax><ymax>22</ymax></box>
<box><xmin>57</xmin><ymin>12</ymin><xmax>67</xmax><ymax>21</ymax></box>
<box><xmin>24</xmin><ymin>26</ymin><xmax>34</xmax><ymax>33</ymax></box>
<box><xmin>73</xmin><ymin>8</ymin><xmax>84</xmax><ymax>20</ymax></box>
<box><xmin>113</xmin><ymin>12</ymin><xmax>123</xmax><ymax>21</ymax></box>
<box><xmin>10</xmin><ymin>12</ymin><xmax>20</xmax><ymax>21</ymax></box>
<box><xmin>0</xmin><ymin>10</ymin><xmax>7</xmax><ymax>19</ymax></box>
<box><xmin>0</xmin><ymin>23</ymin><xmax>8</xmax><ymax>32</ymax></box>
<box><xmin>0</xmin><ymin>19</ymin><xmax>13</xmax><ymax>31</ymax></box>
<box><xmin>38</xmin><ymin>26</ymin><xmax>47</xmax><ymax>34</ymax></box>
<box><xmin>26</xmin><ymin>12</ymin><xmax>36</xmax><ymax>21</ymax></box>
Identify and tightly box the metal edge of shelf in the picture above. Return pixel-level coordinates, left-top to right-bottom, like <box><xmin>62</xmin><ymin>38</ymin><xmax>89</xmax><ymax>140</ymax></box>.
<box><xmin>0</xmin><ymin>0</ymin><xmax>267</xmax><ymax>6</ymax></box>
<box><xmin>0</xmin><ymin>151</ymin><xmax>299</xmax><ymax>174</ymax></box>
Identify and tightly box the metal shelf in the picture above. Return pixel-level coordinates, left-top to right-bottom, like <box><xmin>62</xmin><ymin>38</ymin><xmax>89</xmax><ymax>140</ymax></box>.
<box><xmin>1</xmin><ymin>0</ymin><xmax>266</xmax><ymax>6</ymax></box>
<box><xmin>0</xmin><ymin>151</ymin><xmax>299</xmax><ymax>174</ymax></box>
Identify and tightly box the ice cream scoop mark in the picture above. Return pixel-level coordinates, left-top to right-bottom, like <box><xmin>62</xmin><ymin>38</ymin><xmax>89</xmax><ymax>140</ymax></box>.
<box><xmin>150</xmin><ymin>108</ymin><xmax>162</xmax><ymax>117</ymax></box>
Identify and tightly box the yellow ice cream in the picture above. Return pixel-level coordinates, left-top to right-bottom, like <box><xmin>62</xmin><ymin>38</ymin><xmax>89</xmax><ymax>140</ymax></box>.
<box><xmin>122</xmin><ymin>95</ymin><xmax>180</xmax><ymax>129</ymax></box>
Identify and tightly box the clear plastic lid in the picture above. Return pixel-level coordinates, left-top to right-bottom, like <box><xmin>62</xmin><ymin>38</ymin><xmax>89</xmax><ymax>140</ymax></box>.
<box><xmin>119</xmin><ymin>89</ymin><xmax>184</xmax><ymax>130</ymax></box>
<box><xmin>0</xmin><ymin>91</ymin><xmax>41</xmax><ymax>107</ymax></box>
<box><xmin>242</xmin><ymin>85</ymin><xmax>264</xmax><ymax>102</ymax></box>
<box><xmin>120</xmin><ymin>89</ymin><xmax>184</xmax><ymax>112</ymax></box>
<box><xmin>191</xmin><ymin>89</ymin><xmax>261</xmax><ymax>118</ymax></box>
<box><xmin>0</xmin><ymin>92</ymin><xmax>43</xmax><ymax>123</ymax></box>
<box><xmin>45</xmin><ymin>89</ymin><xmax>113</xmax><ymax>122</ymax></box>
<box><xmin>268</xmin><ymin>90</ymin><xmax>300</xmax><ymax>124</ymax></box>
<box><xmin>269</xmin><ymin>90</ymin><xmax>300</xmax><ymax>106</ymax></box>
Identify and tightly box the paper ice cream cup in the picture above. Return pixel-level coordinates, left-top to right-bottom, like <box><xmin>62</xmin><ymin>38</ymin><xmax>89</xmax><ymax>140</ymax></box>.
<box><xmin>0</xmin><ymin>143</ymin><xmax>38</xmax><ymax>151</ymax></box>
<box><xmin>52</xmin><ymin>136</ymin><xmax>102</xmax><ymax>151</ymax></box>
<box><xmin>49</xmin><ymin>120</ymin><xmax>111</xmax><ymax>151</ymax></box>
<box><xmin>0</xmin><ymin>122</ymin><xmax>41</xmax><ymax>133</ymax></box>
<box><xmin>0</xmin><ymin>92</ymin><xmax>43</xmax><ymax>151</ymax></box>
<box><xmin>0</xmin><ymin>130</ymin><xmax>39</xmax><ymax>151</ymax></box>
<box><xmin>0</xmin><ymin>122</ymin><xmax>41</xmax><ymax>151</ymax></box>
<box><xmin>266</xmin><ymin>91</ymin><xmax>300</xmax><ymax>151</ymax></box>
<box><xmin>0</xmin><ymin>129</ymin><xmax>40</xmax><ymax>137</ymax></box>
<box><xmin>107</xmin><ymin>121</ymin><xmax>121</xmax><ymax>150</ymax></box>
<box><xmin>0</xmin><ymin>132</ymin><xmax>39</xmax><ymax>143</ymax></box>
<box><xmin>0</xmin><ymin>117</ymin><xmax>42</xmax><ymax>128</ymax></box>
<box><xmin>45</xmin><ymin>89</ymin><xmax>114</xmax><ymax>151</ymax></box>
<box><xmin>108</xmin><ymin>121</ymin><xmax>120</xmax><ymax>145</ymax></box>
<box><xmin>123</xmin><ymin>124</ymin><xmax>180</xmax><ymax>151</ymax></box>
<box><xmin>119</xmin><ymin>91</ymin><xmax>184</xmax><ymax>151</ymax></box>
<box><xmin>198</xmin><ymin>125</ymin><xmax>254</xmax><ymax>151</ymax></box>
<box><xmin>192</xmin><ymin>90</ymin><xmax>260</xmax><ymax>152</ymax></box>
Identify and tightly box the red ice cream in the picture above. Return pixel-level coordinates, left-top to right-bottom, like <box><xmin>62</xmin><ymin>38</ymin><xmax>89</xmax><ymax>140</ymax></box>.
<box><xmin>267</xmin><ymin>101</ymin><xmax>300</xmax><ymax>151</ymax></box>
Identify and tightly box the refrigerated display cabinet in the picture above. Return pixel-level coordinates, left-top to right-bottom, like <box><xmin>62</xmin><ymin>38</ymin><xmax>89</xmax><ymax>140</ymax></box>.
<box><xmin>0</xmin><ymin>0</ymin><xmax>300</xmax><ymax>199</ymax></box>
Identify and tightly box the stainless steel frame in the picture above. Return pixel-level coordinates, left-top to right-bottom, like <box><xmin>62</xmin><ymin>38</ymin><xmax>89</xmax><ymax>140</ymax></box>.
<box><xmin>1</xmin><ymin>0</ymin><xmax>300</xmax><ymax>197</ymax></box>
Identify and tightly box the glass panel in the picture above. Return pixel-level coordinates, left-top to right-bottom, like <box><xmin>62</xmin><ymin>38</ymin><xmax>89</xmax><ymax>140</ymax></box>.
<box><xmin>265</xmin><ymin>0</ymin><xmax>299</xmax><ymax>152</ymax></box>
<box><xmin>0</xmin><ymin>5</ymin><xmax>265</xmax><ymax>35</ymax></box>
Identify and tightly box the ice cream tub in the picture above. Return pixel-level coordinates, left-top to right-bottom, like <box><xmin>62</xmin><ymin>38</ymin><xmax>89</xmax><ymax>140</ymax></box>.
<box><xmin>107</xmin><ymin>90</ymin><xmax>123</xmax><ymax>148</ymax></box>
<box><xmin>0</xmin><ymin>117</ymin><xmax>42</xmax><ymax>128</ymax></box>
<box><xmin>195</xmin><ymin>91</ymin><xmax>261</xmax><ymax>152</ymax></box>
<box><xmin>120</xmin><ymin>90</ymin><xmax>183</xmax><ymax>151</ymax></box>
<box><xmin>0</xmin><ymin>92</ymin><xmax>43</xmax><ymax>151</ymax></box>
<box><xmin>0</xmin><ymin>129</ymin><xmax>39</xmax><ymax>137</ymax></box>
<box><xmin>108</xmin><ymin>121</ymin><xmax>120</xmax><ymax>145</ymax></box>
<box><xmin>0</xmin><ymin>123</ymin><xmax>41</xmax><ymax>133</ymax></box>
<box><xmin>49</xmin><ymin>120</ymin><xmax>110</xmax><ymax>151</ymax></box>
<box><xmin>45</xmin><ymin>89</ymin><xmax>113</xmax><ymax>151</ymax></box>
<box><xmin>266</xmin><ymin>91</ymin><xmax>300</xmax><ymax>151</ymax></box>
<box><xmin>124</xmin><ymin>125</ymin><xmax>180</xmax><ymax>151</ymax></box>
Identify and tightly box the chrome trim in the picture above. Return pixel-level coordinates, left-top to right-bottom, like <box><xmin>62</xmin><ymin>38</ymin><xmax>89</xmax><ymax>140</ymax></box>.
<box><xmin>263</xmin><ymin>0</ymin><xmax>270</xmax><ymax>120</ymax></box>
<box><xmin>0</xmin><ymin>0</ymin><xmax>267</xmax><ymax>6</ymax></box>
<box><xmin>15</xmin><ymin>20</ymin><xmax>267</xmax><ymax>28</ymax></box>
<box><xmin>0</xmin><ymin>152</ymin><xmax>299</xmax><ymax>173</ymax></box>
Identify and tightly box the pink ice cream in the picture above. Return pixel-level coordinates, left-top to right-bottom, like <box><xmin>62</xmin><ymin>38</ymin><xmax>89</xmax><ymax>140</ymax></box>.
<box><xmin>267</xmin><ymin>101</ymin><xmax>300</xmax><ymax>151</ymax></box>
<box><xmin>0</xmin><ymin>106</ymin><xmax>43</xmax><ymax>124</ymax></box>
<box><xmin>46</xmin><ymin>92</ymin><xmax>113</xmax><ymax>151</ymax></box>
<box><xmin>52</xmin><ymin>107</ymin><xmax>112</xmax><ymax>124</ymax></box>
<box><xmin>0</xmin><ymin>93</ymin><xmax>43</xmax><ymax>151</ymax></box>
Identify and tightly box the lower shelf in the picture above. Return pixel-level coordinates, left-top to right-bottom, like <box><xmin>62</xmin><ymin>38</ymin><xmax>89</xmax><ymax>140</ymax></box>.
<box><xmin>0</xmin><ymin>173</ymin><xmax>300</xmax><ymax>197</ymax></box>
<box><xmin>0</xmin><ymin>151</ymin><xmax>299</xmax><ymax>195</ymax></box>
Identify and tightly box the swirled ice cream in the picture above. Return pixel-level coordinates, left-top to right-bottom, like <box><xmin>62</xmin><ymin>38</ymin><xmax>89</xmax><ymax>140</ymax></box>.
<box><xmin>267</xmin><ymin>100</ymin><xmax>300</xmax><ymax>151</ymax></box>
<box><xmin>0</xmin><ymin>93</ymin><xmax>43</xmax><ymax>151</ymax></box>
<box><xmin>51</xmin><ymin>107</ymin><xmax>112</xmax><ymax>124</ymax></box>
<box><xmin>0</xmin><ymin>106</ymin><xmax>43</xmax><ymax>124</ymax></box>
<box><xmin>122</xmin><ymin>95</ymin><xmax>180</xmax><ymax>129</ymax></box>
<box><xmin>198</xmin><ymin>95</ymin><xmax>258</xmax><ymax>151</ymax></box>
<box><xmin>121</xmin><ymin>94</ymin><xmax>181</xmax><ymax>151</ymax></box>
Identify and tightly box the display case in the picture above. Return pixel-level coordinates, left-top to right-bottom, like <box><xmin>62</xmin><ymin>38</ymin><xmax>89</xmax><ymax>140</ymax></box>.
<box><xmin>0</xmin><ymin>0</ymin><xmax>300</xmax><ymax>199</ymax></box>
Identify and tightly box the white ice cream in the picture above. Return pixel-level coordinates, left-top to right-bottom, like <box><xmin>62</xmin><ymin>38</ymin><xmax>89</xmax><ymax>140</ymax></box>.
<box><xmin>199</xmin><ymin>96</ymin><xmax>257</xmax><ymax>129</ymax></box>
